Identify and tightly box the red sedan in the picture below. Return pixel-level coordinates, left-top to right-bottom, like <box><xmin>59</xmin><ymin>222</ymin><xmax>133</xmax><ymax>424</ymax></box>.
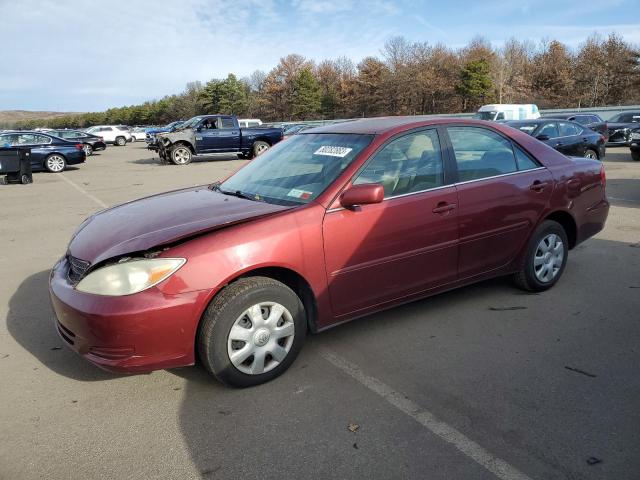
<box><xmin>50</xmin><ymin>117</ymin><xmax>609</xmax><ymax>386</ymax></box>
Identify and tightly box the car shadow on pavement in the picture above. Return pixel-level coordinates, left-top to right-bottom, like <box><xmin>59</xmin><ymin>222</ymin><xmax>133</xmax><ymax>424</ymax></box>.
<box><xmin>6</xmin><ymin>270</ymin><xmax>118</xmax><ymax>381</ymax></box>
<box><xmin>606</xmin><ymin>178</ymin><xmax>640</xmax><ymax>207</ymax></box>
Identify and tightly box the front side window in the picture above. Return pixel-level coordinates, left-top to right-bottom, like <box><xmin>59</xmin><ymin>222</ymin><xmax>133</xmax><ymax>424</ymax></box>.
<box><xmin>537</xmin><ymin>122</ymin><xmax>559</xmax><ymax>138</ymax></box>
<box><xmin>220</xmin><ymin>133</ymin><xmax>373</xmax><ymax>206</ymax></box>
<box><xmin>558</xmin><ymin>122</ymin><xmax>581</xmax><ymax>136</ymax></box>
<box><xmin>447</xmin><ymin>127</ymin><xmax>517</xmax><ymax>182</ymax></box>
<box><xmin>353</xmin><ymin>129</ymin><xmax>443</xmax><ymax>198</ymax></box>
<box><xmin>0</xmin><ymin>134</ymin><xmax>18</xmax><ymax>147</ymax></box>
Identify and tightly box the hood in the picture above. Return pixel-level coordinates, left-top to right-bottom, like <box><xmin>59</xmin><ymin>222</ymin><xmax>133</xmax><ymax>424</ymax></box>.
<box><xmin>69</xmin><ymin>186</ymin><xmax>293</xmax><ymax>265</ymax></box>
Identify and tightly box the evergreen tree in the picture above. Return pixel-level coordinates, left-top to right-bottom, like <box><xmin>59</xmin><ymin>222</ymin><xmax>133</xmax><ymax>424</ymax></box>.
<box><xmin>292</xmin><ymin>67</ymin><xmax>321</xmax><ymax>120</ymax></box>
<box><xmin>456</xmin><ymin>59</ymin><xmax>494</xmax><ymax>110</ymax></box>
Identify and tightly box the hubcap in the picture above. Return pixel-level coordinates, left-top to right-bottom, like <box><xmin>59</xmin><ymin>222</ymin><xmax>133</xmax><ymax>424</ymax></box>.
<box><xmin>256</xmin><ymin>143</ymin><xmax>268</xmax><ymax>155</ymax></box>
<box><xmin>173</xmin><ymin>148</ymin><xmax>190</xmax><ymax>164</ymax></box>
<box><xmin>47</xmin><ymin>156</ymin><xmax>65</xmax><ymax>172</ymax></box>
<box><xmin>83</xmin><ymin>145</ymin><xmax>92</xmax><ymax>156</ymax></box>
<box><xmin>227</xmin><ymin>302</ymin><xmax>295</xmax><ymax>375</ymax></box>
<box><xmin>585</xmin><ymin>151</ymin><xmax>596</xmax><ymax>159</ymax></box>
<box><xmin>534</xmin><ymin>233</ymin><xmax>564</xmax><ymax>283</ymax></box>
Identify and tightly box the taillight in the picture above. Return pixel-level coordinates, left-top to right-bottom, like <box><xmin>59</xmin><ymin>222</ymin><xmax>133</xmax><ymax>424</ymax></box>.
<box><xmin>599</xmin><ymin>135</ymin><xmax>605</xmax><ymax>142</ymax></box>
<box><xmin>76</xmin><ymin>143</ymin><xmax>83</xmax><ymax>150</ymax></box>
<box><xmin>600</xmin><ymin>164</ymin><xmax>606</xmax><ymax>189</ymax></box>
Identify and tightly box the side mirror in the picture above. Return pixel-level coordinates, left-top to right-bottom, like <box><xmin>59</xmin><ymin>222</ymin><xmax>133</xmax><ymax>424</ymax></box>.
<box><xmin>536</xmin><ymin>134</ymin><xmax>549</xmax><ymax>141</ymax></box>
<box><xmin>340</xmin><ymin>184</ymin><xmax>384</xmax><ymax>209</ymax></box>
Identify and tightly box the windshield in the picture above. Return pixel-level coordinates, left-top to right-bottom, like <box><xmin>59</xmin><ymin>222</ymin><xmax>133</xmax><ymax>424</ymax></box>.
<box><xmin>176</xmin><ymin>116</ymin><xmax>203</xmax><ymax>130</ymax></box>
<box><xmin>508</xmin><ymin>123</ymin><xmax>538</xmax><ymax>135</ymax></box>
<box><xmin>220</xmin><ymin>133</ymin><xmax>374</xmax><ymax>206</ymax></box>
<box><xmin>473</xmin><ymin>111</ymin><xmax>496</xmax><ymax>121</ymax></box>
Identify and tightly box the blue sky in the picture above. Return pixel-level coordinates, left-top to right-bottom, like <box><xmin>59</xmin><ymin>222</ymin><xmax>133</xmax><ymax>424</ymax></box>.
<box><xmin>1</xmin><ymin>0</ymin><xmax>638</xmax><ymax>112</ymax></box>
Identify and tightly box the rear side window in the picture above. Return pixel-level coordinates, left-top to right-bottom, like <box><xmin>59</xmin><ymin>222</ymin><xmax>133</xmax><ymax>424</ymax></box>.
<box><xmin>559</xmin><ymin>122</ymin><xmax>581</xmax><ymax>136</ymax></box>
<box><xmin>514</xmin><ymin>146</ymin><xmax>540</xmax><ymax>171</ymax></box>
<box><xmin>447</xmin><ymin>127</ymin><xmax>517</xmax><ymax>182</ymax></box>
<box><xmin>220</xmin><ymin>117</ymin><xmax>235</xmax><ymax>129</ymax></box>
<box><xmin>354</xmin><ymin>129</ymin><xmax>444</xmax><ymax>198</ymax></box>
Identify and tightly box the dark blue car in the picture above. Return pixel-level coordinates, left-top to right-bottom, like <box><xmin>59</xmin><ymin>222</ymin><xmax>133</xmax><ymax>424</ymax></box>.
<box><xmin>0</xmin><ymin>131</ymin><xmax>86</xmax><ymax>172</ymax></box>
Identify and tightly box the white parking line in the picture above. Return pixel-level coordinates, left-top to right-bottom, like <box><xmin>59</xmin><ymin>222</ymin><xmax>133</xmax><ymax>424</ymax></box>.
<box><xmin>319</xmin><ymin>349</ymin><xmax>533</xmax><ymax>480</ymax></box>
<box><xmin>58</xmin><ymin>173</ymin><xmax>107</xmax><ymax>208</ymax></box>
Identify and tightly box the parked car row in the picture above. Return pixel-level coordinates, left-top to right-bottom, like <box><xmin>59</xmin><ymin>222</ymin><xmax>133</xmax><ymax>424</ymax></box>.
<box><xmin>0</xmin><ymin>131</ymin><xmax>86</xmax><ymax>172</ymax></box>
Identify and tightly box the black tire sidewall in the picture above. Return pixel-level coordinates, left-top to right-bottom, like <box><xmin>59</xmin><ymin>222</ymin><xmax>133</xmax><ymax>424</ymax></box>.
<box><xmin>522</xmin><ymin>220</ymin><xmax>569</xmax><ymax>291</ymax></box>
<box><xmin>84</xmin><ymin>144</ymin><xmax>92</xmax><ymax>156</ymax></box>
<box><xmin>631</xmin><ymin>150</ymin><xmax>640</xmax><ymax>162</ymax></box>
<box><xmin>202</xmin><ymin>280</ymin><xmax>306</xmax><ymax>387</ymax></box>
<box><xmin>253</xmin><ymin>141</ymin><xmax>269</xmax><ymax>157</ymax></box>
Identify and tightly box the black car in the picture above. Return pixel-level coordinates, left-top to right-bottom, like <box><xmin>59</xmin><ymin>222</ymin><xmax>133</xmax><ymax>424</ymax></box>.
<box><xmin>543</xmin><ymin>113</ymin><xmax>608</xmax><ymax>139</ymax></box>
<box><xmin>505</xmin><ymin>119</ymin><xmax>606</xmax><ymax>160</ymax></box>
<box><xmin>48</xmin><ymin>130</ymin><xmax>107</xmax><ymax>156</ymax></box>
<box><xmin>0</xmin><ymin>131</ymin><xmax>86</xmax><ymax>172</ymax></box>
<box><xmin>630</xmin><ymin>128</ymin><xmax>640</xmax><ymax>161</ymax></box>
<box><xmin>605</xmin><ymin>111</ymin><xmax>640</xmax><ymax>146</ymax></box>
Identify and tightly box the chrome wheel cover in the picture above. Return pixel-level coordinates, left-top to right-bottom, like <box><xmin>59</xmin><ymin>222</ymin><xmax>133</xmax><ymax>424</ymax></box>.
<box><xmin>173</xmin><ymin>147</ymin><xmax>191</xmax><ymax>164</ymax></box>
<box><xmin>83</xmin><ymin>144</ymin><xmax>92</xmax><ymax>156</ymax></box>
<box><xmin>584</xmin><ymin>150</ymin><xmax>597</xmax><ymax>159</ymax></box>
<box><xmin>46</xmin><ymin>155</ymin><xmax>65</xmax><ymax>172</ymax></box>
<box><xmin>255</xmin><ymin>143</ymin><xmax>269</xmax><ymax>156</ymax></box>
<box><xmin>534</xmin><ymin>233</ymin><xmax>564</xmax><ymax>283</ymax></box>
<box><xmin>227</xmin><ymin>302</ymin><xmax>295</xmax><ymax>375</ymax></box>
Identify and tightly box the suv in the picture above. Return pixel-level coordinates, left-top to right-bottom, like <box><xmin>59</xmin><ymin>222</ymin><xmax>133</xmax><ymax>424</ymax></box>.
<box><xmin>86</xmin><ymin>126</ymin><xmax>132</xmax><ymax>146</ymax></box>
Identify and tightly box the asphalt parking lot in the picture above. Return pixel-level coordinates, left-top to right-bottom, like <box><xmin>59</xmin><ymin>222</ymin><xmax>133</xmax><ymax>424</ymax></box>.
<box><xmin>1</xmin><ymin>143</ymin><xmax>639</xmax><ymax>480</ymax></box>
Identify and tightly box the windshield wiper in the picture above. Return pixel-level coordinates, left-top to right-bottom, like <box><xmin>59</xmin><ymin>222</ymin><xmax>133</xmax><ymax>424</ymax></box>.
<box><xmin>211</xmin><ymin>183</ymin><xmax>259</xmax><ymax>202</ymax></box>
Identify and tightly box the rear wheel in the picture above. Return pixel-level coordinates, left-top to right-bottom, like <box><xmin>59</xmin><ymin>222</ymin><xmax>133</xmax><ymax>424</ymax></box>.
<box><xmin>513</xmin><ymin>220</ymin><xmax>568</xmax><ymax>292</ymax></box>
<box><xmin>632</xmin><ymin>150</ymin><xmax>640</xmax><ymax>162</ymax></box>
<box><xmin>115</xmin><ymin>136</ymin><xmax>126</xmax><ymax>146</ymax></box>
<box><xmin>44</xmin><ymin>154</ymin><xmax>66</xmax><ymax>173</ymax></box>
<box><xmin>584</xmin><ymin>149</ymin><xmax>598</xmax><ymax>160</ymax></box>
<box><xmin>252</xmin><ymin>141</ymin><xmax>270</xmax><ymax>158</ymax></box>
<box><xmin>83</xmin><ymin>144</ymin><xmax>93</xmax><ymax>156</ymax></box>
<box><xmin>170</xmin><ymin>144</ymin><xmax>192</xmax><ymax>165</ymax></box>
<box><xmin>198</xmin><ymin>276</ymin><xmax>306</xmax><ymax>387</ymax></box>
<box><xmin>21</xmin><ymin>174</ymin><xmax>31</xmax><ymax>184</ymax></box>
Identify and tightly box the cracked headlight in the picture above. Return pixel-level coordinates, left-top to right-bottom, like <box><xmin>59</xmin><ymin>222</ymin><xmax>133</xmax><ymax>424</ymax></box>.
<box><xmin>76</xmin><ymin>258</ymin><xmax>186</xmax><ymax>296</ymax></box>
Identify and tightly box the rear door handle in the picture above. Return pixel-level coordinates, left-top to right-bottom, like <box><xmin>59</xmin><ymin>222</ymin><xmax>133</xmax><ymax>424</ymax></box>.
<box><xmin>530</xmin><ymin>181</ymin><xmax>548</xmax><ymax>192</ymax></box>
<box><xmin>432</xmin><ymin>202</ymin><xmax>457</xmax><ymax>214</ymax></box>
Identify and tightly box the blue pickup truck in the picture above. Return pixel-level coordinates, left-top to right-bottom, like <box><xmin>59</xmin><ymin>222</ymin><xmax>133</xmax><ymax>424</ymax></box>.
<box><xmin>156</xmin><ymin>115</ymin><xmax>283</xmax><ymax>165</ymax></box>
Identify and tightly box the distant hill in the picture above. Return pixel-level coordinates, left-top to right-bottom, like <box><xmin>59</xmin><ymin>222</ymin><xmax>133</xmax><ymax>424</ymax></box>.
<box><xmin>0</xmin><ymin>110</ymin><xmax>83</xmax><ymax>127</ymax></box>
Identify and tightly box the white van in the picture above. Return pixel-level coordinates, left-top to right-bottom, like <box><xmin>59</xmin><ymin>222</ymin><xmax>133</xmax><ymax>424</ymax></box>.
<box><xmin>238</xmin><ymin>118</ymin><xmax>263</xmax><ymax>128</ymax></box>
<box><xmin>473</xmin><ymin>104</ymin><xmax>540</xmax><ymax>121</ymax></box>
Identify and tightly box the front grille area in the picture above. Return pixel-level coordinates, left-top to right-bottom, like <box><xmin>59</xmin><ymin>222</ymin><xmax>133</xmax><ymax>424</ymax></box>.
<box><xmin>68</xmin><ymin>255</ymin><xmax>90</xmax><ymax>284</ymax></box>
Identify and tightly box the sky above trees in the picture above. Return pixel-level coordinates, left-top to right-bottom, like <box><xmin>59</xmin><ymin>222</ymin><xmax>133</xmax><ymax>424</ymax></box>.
<box><xmin>1</xmin><ymin>0</ymin><xmax>638</xmax><ymax>112</ymax></box>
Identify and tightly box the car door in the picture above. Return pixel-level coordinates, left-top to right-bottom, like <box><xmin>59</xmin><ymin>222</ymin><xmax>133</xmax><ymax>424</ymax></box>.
<box><xmin>322</xmin><ymin>128</ymin><xmax>459</xmax><ymax>317</ymax></box>
<box><xmin>445</xmin><ymin>125</ymin><xmax>553</xmax><ymax>280</ymax></box>
<box><xmin>558</xmin><ymin>122</ymin><xmax>585</xmax><ymax>156</ymax></box>
<box><xmin>195</xmin><ymin>118</ymin><xmax>220</xmax><ymax>152</ymax></box>
<box><xmin>216</xmin><ymin>116</ymin><xmax>241</xmax><ymax>151</ymax></box>
<box><xmin>15</xmin><ymin>133</ymin><xmax>50</xmax><ymax>168</ymax></box>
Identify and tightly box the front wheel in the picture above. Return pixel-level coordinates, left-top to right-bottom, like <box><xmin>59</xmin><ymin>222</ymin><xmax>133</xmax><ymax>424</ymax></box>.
<box><xmin>512</xmin><ymin>220</ymin><xmax>569</xmax><ymax>292</ymax></box>
<box><xmin>115</xmin><ymin>136</ymin><xmax>126</xmax><ymax>146</ymax></box>
<box><xmin>44</xmin><ymin>154</ymin><xmax>66</xmax><ymax>173</ymax></box>
<box><xmin>170</xmin><ymin>145</ymin><xmax>192</xmax><ymax>165</ymax></box>
<box><xmin>198</xmin><ymin>276</ymin><xmax>306</xmax><ymax>387</ymax></box>
<box><xmin>83</xmin><ymin>144</ymin><xmax>93</xmax><ymax>156</ymax></box>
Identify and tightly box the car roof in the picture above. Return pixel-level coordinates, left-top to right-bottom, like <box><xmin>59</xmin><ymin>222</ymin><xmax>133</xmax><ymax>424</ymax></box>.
<box><xmin>302</xmin><ymin>116</ymin><xmax>503</xmax><ymax>135</ymax></box>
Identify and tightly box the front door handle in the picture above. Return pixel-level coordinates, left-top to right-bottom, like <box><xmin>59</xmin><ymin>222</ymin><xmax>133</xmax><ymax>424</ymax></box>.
<box><xmin>530</xmin><ymin>180</ymin><xmax>548</xmax><ymax>192</ymax></box>
<box><xmin>432</xmin><ymin>202</ymin><xmax>457</xmax><ymax>214</ymax></box>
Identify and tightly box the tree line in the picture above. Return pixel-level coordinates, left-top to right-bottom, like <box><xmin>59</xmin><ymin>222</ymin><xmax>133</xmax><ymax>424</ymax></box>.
<box><xmin>6</xmin><ymin>33</ymin><xmax>639</xmax><ymax>130</ymax></box>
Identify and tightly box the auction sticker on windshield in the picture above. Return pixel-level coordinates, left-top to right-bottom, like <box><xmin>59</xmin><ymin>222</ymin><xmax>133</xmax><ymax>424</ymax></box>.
<box><xmin>314</xmin><ymin>146</ymin><xmax>353</xmax><ymax>157</ymax></box>
<box><xmin>287</xmin><ymin>188</ymin><xmax>313</xmax><ymax>200</ymax></box>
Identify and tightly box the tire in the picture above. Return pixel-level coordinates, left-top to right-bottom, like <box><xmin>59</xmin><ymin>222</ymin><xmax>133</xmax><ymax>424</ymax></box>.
<box><xmin>170</xmin><ymin>144</ymin><xmax>192</xmax><ymax>165</ymax></box>
<box><xmin>512</xmin><ymin>220</ymin><xmax>569</xmax><ymax>292</ymax></box>
<box><xmin>584</xmin><ymin>149</ymin><xmax>598</xmax><ymax>160</ymax></box>
<box><xmin>198</xmin><ymin>276</ymin><xmax>306</xmax><ymax>387</ymax></box>
<box><xmin>20</xmin><ymin>174</ymin><xmax>31</xmax><ymax>184</ymax></box>
<box><xmin>252</xmin><ymin>141</ymin><xmax>270</xmax><ymax>158</ymax></box>
<box><xmin>632</xmin><ymin>150</ymin><xmax>640</xmax><ymax>162</ymax></box>
<box><xmin>115</xmin><ymin>136</ymin><xmax>126</xmax><ymax>146</ymax></box>
<box><xmin>83</xmin><ymin>144</ymin><xmax>93</xmax><ymax>156</ymax></box>
<box><xmin>44</xmin><ymin>154</ymin><xmax>66</xmax><ymax>173</ymax></box>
